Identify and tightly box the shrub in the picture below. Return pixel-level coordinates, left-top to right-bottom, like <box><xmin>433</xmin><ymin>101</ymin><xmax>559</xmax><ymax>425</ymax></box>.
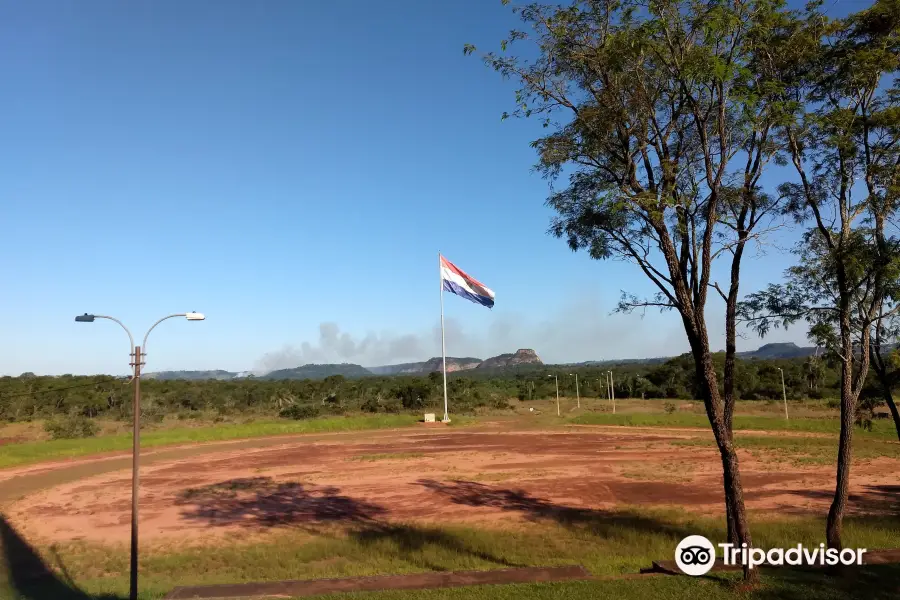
<box><xmin>361</xmin><ymin>397</ymin><xmax>381</xmax><ymax>413</ymax></box>
<box><xmin>44</xmin><ymin>416</ymin><xmax>98</xmax><ymax>440</ymax></box>
<box><xmin>279</xmin><ymin>404</ymin><xmax>320</xmax><ymax>420</ymax></box>
<box><xmin>664</xmin><ymin>402</ymin><xmax>676</xmax><ymax>415</ymax></box>
<box><xmin>382</xmin><ymin>399</ymin><xmax>403</xmax><ymax>413</ymax></box>
<box><xmin>490</xmin><ymin>396</ymin><xmax>510</xmax><ymax>410</ymax></box>
<box><xmin>396</xmin><ymin>384</ymin><xmax>430</xmax><ymax>410</ymax></box>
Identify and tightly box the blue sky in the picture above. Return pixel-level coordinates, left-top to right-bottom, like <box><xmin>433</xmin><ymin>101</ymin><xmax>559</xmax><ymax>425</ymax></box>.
<box><xmin>1</xmin><ymin>0</ymin><xmax>843</xmax><ymax>376</ymax></box>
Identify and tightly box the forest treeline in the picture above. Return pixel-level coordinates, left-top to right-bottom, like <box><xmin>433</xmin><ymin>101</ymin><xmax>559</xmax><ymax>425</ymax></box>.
<box><xmin>0</xmin><ymin>352</ymin><xmax>880</xmax><ymax>424</ymax></box>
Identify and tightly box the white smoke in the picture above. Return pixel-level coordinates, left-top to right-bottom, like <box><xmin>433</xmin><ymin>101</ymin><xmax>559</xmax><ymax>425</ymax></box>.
<box><xmin>254</xmin><ymin>289</ymin><xmax>806</xmax><ymax>372</ymax></box>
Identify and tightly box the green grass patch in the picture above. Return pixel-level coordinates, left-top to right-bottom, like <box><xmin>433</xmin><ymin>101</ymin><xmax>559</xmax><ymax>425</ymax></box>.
<box><xmin>299</xmin><ymin>568</ymin><xmax>900</xmax><ymax>600</ymax></box>
<box><xmin>348</xmin><ymin>452</ymin><xmax>427</xmax><ymax>462</ymax></box>
<box><xmin>673</xmin><ymin>433</ymin><xmax>900</xmax><ymax>466</ymax></box>
<box><xmin>570</xmin><ymin>412</ymin><xmax>899</xmax><ymax>439</ymax></box>
<box><xmin>4</xmin><ymin>508</ymin><xmax>898</xmax><ymax>600</ymax></box>
<box><xmin>0</xmin><ymin>415</ymin><xmax>420</xmax><ymax>470</ymax></box>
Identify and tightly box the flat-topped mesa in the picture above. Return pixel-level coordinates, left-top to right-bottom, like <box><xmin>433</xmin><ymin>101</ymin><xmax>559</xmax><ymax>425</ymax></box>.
<box><xmin>476</xmin><ymin>349</ymin><xmax>543</xmax><ymax>369</ymax></box>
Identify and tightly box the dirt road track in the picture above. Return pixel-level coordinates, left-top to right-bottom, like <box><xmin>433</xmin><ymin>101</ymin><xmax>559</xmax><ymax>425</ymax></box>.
<box><xmin>3</xmin><ymin>426</ymin><xmax>898</xmax><ymax>545</ymax></box>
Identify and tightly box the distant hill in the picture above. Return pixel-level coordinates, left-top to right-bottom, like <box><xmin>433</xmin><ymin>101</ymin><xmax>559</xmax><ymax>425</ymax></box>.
<box><xmin>477</xmin><ymin>349</ymin><xmax>543</xmax><ymax>370</ymax></box>
<box><xmin>420</xmin><ymin>356</ymin><xmax>483</xmax><ymax>373</ymax></box>
<box><xmin>370</xmin><ymin>351</ymin><xmax>542</xmax><ymax>375</ymax></box>
<box><xmin>366</xmin><ymin>362</ymin><xmax>424</xmax><ymax>376</ymax></box>
<box><xmin>144</xmin><ymin>370</ymin><xmax>244</xmax><ymax>381</ymax></box>
<box><xmin>261</xmin><ymin>363</ymin><xmax>372</xmax><ymax>380</ymax></box>
<box><xmin>569</xmin><ymin>357</ymin><xmax>670</xmax><ymax>367</ymax></box>
<box><xmin>368</xmin><ymin>357</ymin><xmax>482</xmax><ymax>376</ymax></box>
<box><xmin>144</xmin><ymin>343</ymin><xmax>822</xmax><ymax>382</ymax></box>
<box><xmin>738</xmin><ymin>342</ymin><xmax>817</xmax><ymax>360</ymax></box>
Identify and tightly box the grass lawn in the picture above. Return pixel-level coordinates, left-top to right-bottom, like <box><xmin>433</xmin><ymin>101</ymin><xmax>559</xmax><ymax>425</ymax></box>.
<box><xmin>2</xmin><ymin>399</ymin><xmax>895</xmax><ymax>471</ymax></box>
<box><xmin>0</xmin><ymin>415</ymin><xmax>420</xmax><ymax>470</ymax></box>
<box><xmin>296</xmin><ymin>568</ymin><xmax>900</xmax><ymax>600</ymax></box>
<box><xmin>570</xmin><ymin>411</ymin><xmax>900</xmax><ymax>440</ymax></box>
<box><xmin>3</xmin><ymin>508</ymin><xmax>899</xmax><ymax>600</ymax></box>
<box><xmin>673</xmin><ymin>434</ymin><xmax>900</xmax><ymax>465</ymax></box>
<box><xmin>2</xmin><ymin>405</ymin><xmax>898</xmax><ymax>599</ymax></box>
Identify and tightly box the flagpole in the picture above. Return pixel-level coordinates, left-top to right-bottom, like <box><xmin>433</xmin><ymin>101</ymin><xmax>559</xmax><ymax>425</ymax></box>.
<box><xmin>439</xmin><ymin>252</ymin><xmax>450</xmax><ymax>423</ymax></box>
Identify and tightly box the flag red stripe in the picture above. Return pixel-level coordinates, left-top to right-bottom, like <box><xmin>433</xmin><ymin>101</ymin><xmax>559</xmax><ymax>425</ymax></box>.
<box><xmin>440</xmin><ymin>256</ymin><xmax>488</xmax><ymax>289</ymax></box>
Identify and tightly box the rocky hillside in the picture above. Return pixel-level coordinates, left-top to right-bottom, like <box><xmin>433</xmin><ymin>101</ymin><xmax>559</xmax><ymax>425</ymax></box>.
<box><xmin>477</xmin><ymin>349</ymin><xmax>543</xmax><ymax>369</ymax></box>
<box><xmin>420</xmin><ymin>357</ymin><xmax>483</xmax><ymax>373</ymax></box>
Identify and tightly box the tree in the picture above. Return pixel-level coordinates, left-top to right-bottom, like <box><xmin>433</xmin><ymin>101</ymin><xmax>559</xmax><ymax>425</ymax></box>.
<box><xmin>740</xmin><ymin>0</ymin><xmax>900</xmax><ymax>549</ymax></box>
<box><xmin>871</xmin><ymin>312</ymin><xmax>900</xmax><ymax>440</ymax></box>
<box><xmin>465</xmin><ymin>0</ymin><xmax>799</xmax><ymax>573</ymax></box>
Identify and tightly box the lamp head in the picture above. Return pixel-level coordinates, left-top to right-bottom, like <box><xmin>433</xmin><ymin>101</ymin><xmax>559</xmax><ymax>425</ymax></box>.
<box><xmin>75</xmin><ymin>313</ymin><xmax>95</xmax><ymax>323</ymax></box>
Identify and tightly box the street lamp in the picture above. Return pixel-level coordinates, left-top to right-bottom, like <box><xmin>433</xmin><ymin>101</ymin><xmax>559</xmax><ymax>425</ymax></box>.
<box><xmin>569</xmin><ymin>373</ymin><xmax>580</xmax><ymax>408</ymax></box>
<box><xmin>547</xmin><ymin>374</ymin><xmax>559</xmax><ymax>416</ymax></box>
<box><xmin>607</xmin><ymin>370</ymin><xmax>616</xmax><ymax>414</ymax></box>
<box><xmin>75</xmin><ymin>311</ymin><xmax>204</xmax><ymax>600</ymax></box>
<box><xmin>777</xmin><ymin>367</ymin><xmax>789</xmax><ymax>421</ymax></box>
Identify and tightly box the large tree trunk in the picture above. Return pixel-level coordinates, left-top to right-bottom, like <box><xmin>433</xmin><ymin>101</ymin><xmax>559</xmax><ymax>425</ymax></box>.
<box><xmin>723</xmin><ymin>237</ymin><xmax>745</xmax><ymax>544</ymax></box>
<box><xmin>884</xmin><ymin>388</ymin><xmax>900</xmax><ymax>442</ymax></box>
<box><xmin>826</xmin><ymin>318</ymin><xmax>856</xmax><ymax>550</ymax></box>
<box><xmin>690</xmin><ymin>334</ymin><xmax>754</xmax><ymax>580</ymax></box>
<box><xmin>872</xmin><ymin>344</ymin><xmax>900</xmax><ymax>442</ymax></box>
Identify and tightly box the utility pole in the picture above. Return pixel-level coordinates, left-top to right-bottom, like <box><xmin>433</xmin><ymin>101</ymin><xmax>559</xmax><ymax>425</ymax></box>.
<box><xmin>608</xmin><ymin>370</ymin><xmax>616</xmax><ymax>414</ymax></box>
<box><xmin>569</xmin><ymin>373</ymin><xmax>580</xmax><ymax>409</ymax></box>
<box><xmin>778</xmin><ymin>367</ymin><xmax>789</xmax><ymax>421</ymax></box>
<box><xmin>548</xmin><ymin>374</ymin><xmax>559</xmax><ymax>416</ymax></box>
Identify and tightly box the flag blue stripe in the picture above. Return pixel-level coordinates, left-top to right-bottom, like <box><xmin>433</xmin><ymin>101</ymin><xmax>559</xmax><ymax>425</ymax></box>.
<box><xmin>443</xmin><ymin>280</ymin><xmax>494</xmax><ymax>308</ymax></box>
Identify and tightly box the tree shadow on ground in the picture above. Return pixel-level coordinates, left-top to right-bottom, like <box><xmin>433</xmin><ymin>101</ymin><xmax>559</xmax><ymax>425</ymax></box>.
<box><xmin>747</xmin><ymin>485</ymin><xmax>900</xmax><ymax>516</ymax></box>
<box><xmin>349</xmin><ymin>523</ymin><xmax>524</xmax><ymax>572</ymax></box>
<box><xmin>175</xmin><ymin>476</ymin><xmax>387</xmax><ymax>527</ymax></box>
<box><xmin>0</xmin><ymin>514</ymin><xmax>124</xmax><ymax>600</ymax></box>
<box><xmin>416</xmin><ymin>478</ymin><xmax>695</xmax><ymax>541</ymax></box>
<box><xmin>178</xmin><ymin>477</ymin><xmax>522</xmax><ymax>572</ymax></box>
<box><xmin>743</xmin><ymin>564</ymin><xmax>900</xmax><ymax>600</ymax></box>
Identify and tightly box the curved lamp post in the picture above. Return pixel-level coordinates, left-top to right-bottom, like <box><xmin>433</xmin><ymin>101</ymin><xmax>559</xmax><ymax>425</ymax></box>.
<box><xmin>75</xmin><ymin>312</ymin><xmax>204</xmax><ymax>600</ymax></box>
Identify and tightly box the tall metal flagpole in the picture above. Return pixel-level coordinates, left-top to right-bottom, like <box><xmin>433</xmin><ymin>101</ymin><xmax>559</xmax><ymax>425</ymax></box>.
<box><xmin>439</xmin><ymin>252</ymin><xmax>450</xmax><ymax>423</ymax></box>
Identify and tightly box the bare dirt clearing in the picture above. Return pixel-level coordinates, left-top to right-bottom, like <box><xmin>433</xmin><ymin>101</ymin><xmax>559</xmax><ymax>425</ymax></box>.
<box><xmin>5</xmin><ymin>428</ymin><xmax>898</xmax><ymax>545</ymax></box>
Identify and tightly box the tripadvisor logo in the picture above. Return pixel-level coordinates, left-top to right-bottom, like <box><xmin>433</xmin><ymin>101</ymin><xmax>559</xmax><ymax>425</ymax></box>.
<box><xmin>675</xmin><ymin>535</ymin><xmax>867</xmax><ymax>576</ymax></box>
<box><xmin>675</xmin><ymin>535</ymin><xmax>716</xmax><ymax>576</ymax></box>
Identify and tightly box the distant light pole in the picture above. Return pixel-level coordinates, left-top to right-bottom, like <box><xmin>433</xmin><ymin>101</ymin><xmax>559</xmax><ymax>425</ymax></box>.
<box><xmin>608</xmin><ymin>370</ymin><xmax>616</xmax><ymax>414</ymax></box>
<box><xmin>569</xmin><ymin>373</ymin><xmax>580</xmax><ymax>408</ymax></box>
<box><xmin>547</xmin><ymin>374</ymin><xmax>559</xmax><ymax>416</ymax></box>
<box><xmin>777</xmin><ymin>367</ymin><xmax>789</xmax><ymax>421</ymax></box>
<box><xmin>75</xmin><ymin>311</ymin><xmax>205</xmax><ymax>600</ymax></box>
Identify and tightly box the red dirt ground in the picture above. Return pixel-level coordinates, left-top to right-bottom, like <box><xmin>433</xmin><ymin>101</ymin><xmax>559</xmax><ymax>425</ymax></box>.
<box><xmin>4</xmin><ymin>428</ymin><xmax>898</xmax><ymax>545</ymax></box>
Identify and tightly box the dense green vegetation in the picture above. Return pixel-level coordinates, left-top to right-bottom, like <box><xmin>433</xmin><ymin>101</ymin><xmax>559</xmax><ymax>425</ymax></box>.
<box><xmin>1</xmin><ymin>353</ymin><xmax>891</xmax><ymax>430</ymax></box>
